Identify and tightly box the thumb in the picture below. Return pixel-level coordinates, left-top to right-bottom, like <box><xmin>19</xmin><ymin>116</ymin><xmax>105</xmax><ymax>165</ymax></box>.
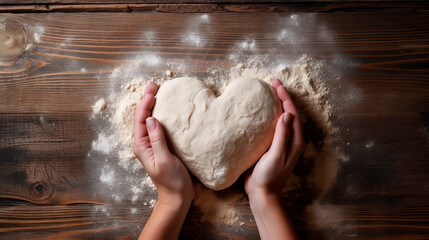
<box><xmin>146</xmin><ymin>117</ymin><xmax>171</xmax><ymax>162</ymax></box>
<box><xmin>269</xmin><ymin>112</ymin><xmax>294</xmax><ymax>159</ymax></box>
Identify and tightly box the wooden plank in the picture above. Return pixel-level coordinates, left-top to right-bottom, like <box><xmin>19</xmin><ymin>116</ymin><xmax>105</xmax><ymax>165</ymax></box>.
<box><xmin>0</xmin><ymin>12</ymin><xmax>428</xmax><ymax>239</ymax></box>
<box><xmin>1</xmin><ymin>3</ymin><xmax>429</xmax><ymax>13</ymax></box>
<box><xmin>1</xmin><ymin>12</ymin><xmax>428</xmax><ymax>113</ymax></box>
<box><xmin>2</xmin><ymin>0</ymin><xmax>428</xmax><ymax>4</ymax></box>
<box><xmin>0</xmin><ymin>203</ymin><xmax>428</xmax><ymax>239</ymax></box>
<box><xmin>0</xmin><ymin>113</ymin><xmax>102</xmax><ymax>205</ymax></box>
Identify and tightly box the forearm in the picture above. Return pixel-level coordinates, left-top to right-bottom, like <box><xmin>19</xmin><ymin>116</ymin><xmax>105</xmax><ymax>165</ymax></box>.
<box><xmin>139</xmin><ymin>196</ymin><xmax>192</xmax><ymax>240</ymax></box>
<box><xmin>249</xmin><ymin>192</ymin><xmax>297</xmax><ymax>240</ymax></box>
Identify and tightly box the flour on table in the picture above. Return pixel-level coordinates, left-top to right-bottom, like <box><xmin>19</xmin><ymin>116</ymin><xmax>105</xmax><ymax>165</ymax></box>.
<box><xmin>92</xmin><ymin>98</ymin><xmax>106</xmax><ymax>114</ymax></box>
<box><xmin>89</xmin><ymin>51</ymin><xmax>346</xmax><ymax>226</ymax></box>
<box><xmin>193</xmin><ymin>184</ymin><xmax>242</xmax><ymax>225</ymax></box>
<box><xmin>238</xmin><ymin>39</ymin><xmax>256</xmax><ymax>50</ymax></box>
<box><xmin>100</xmin><ymin>168</ymin><xmax>115</xmax><ymax>185</ymax></box>
<box><xmin>208</xmin><ymin>55</ymin><xmax>346</xmax><ymax>195</ymax></box>
<box><xmin>181</xmin><ymin>14</ymin><xmax>211</xmax><ymax>48</ymax></box>
<box><xmin>92</xmin><ymin>133</ymin><xmax>114</xmax><ymax>154</ymax></box>
<box><xmin>365</xmin><ymin>141</ymin><xmax>375</xmax><ymax>148</ymax></box>
<box><xmin>306</xmin><ymin>200</ymin><xmax>345</xmax><ymax>229</ymax></box>
<box><xmin>32</xmin><ymin>25</ymin><xmax>44</xmax><ymax>43</ymax></box>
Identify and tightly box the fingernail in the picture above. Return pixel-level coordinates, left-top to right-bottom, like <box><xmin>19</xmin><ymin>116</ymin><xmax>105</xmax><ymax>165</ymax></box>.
<box><xmin>148</xmin><ymin>82</ymin><xmax>156</xmax><ymax>91</ymax></box>
<box><xmin>146</xmin><ymin>117</ymin><xmax>156</xmax><ymax>130</ymax></box>
<box><xmin>145</xmin><ymin>93</ymin><xmax>154</xmax><ymax>99</ymax></box>
<box><xmin>283</xmin><ymin>112</ymin><xmax>292</xmax><ymax>125</ymax></box>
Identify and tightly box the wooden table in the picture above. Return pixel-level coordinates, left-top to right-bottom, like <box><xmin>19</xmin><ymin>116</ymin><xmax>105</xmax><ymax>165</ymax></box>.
<box><xmin>1</xmin><ymin>3</ymin><xmax>429</xmax><ymax>239</ymax></box>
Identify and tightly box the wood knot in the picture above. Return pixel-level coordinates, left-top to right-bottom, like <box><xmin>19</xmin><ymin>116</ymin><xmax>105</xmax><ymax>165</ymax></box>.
<box><xmin>0</xmin><ymin>19</ymin><xmax>27</xmax><ymax>65</ymax></box>
<box><xmin>29</xmin><ymin>181</ymin><xmax>53</xmax><ymax>201</ymax></box>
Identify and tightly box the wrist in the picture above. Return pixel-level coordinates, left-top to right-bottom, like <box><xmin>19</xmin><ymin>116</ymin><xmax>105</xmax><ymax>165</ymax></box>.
<box><xmin>247</xmin><ymin>189</ymin><xmax>297</xmax><ymax>240</ymax></box>
<box><xmin>248</xmin><ymin>189</ymin><xmax>282</xmax><ymax>211</ymax></box>
<box><xmin>158</xmin><ymin>190</ymin><xmax>194</xmax><ymax>209</ymax></box>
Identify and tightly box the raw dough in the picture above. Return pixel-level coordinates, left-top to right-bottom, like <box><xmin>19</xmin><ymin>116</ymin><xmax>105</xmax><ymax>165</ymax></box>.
<box><xmin>153</xmin><ymin>77</ymin><xmax>280</xmax><ymax>190</ymax></box>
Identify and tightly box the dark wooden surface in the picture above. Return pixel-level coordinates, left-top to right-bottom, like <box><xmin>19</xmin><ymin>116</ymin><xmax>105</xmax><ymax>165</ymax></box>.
<box><xmin>0</xmin><ymin>10</ymin><xmax>429</xmax><ymax>240</ymax></box>
<box><xmin>1</xmin><ymin>2</ymin><xmax>429</xmax><ymax>13</ymax></box>
<box><xmin>2</xmin><ymin>0</ymin><xmax>427</xmax><ymax>4</ymax></box>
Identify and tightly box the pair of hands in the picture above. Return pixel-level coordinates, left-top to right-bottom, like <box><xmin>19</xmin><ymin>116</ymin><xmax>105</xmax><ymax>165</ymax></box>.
<box><xmin>133</xmin><ymin>79</ymin><xmax>305</xmax><ymax>239</ymax></box>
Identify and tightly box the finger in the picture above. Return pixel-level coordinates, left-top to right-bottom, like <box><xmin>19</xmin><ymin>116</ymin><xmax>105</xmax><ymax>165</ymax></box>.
<box><xmin>244</xmin><ymin>165</ymin><xmax>255</xmax><ymax>183</ymax></box>
<box><xmin>134</xmin><ymin>93</ymin><xmax>155</xmax><ymax>141</ymax></box>
<box><xmin>277</xmin><ymin>84</ymin><xmax>299</xmax><ymax>121</ymax></box>
<box><xmin>283</xmin><ymin>101</ymin><xmax>304</xmax><ymax>152</ymax></box>
<box><xmin>285</xmin><ymin>117</ymin><xmax>305</xmax><ymax>172</ymax></box>
<box><xmin>144</xmin><ymin>81</ymin><xmax>158</xmax><ymax>96</ymax></box>
<box><xmin>276</xmin><ymin>85</ymin><xmax>304</xmax><ymax>149</ymax></box>
<box><xmin>271</xmin><ymin>79</ymin><xmax>284</xmax><ymax>116</ymax></box>
<box><xmin>282</xmin><ymin>99</ymin><xmax>298</xmax><ymax>120</ymax></box>
<box><xmin>133</xmin><ymin>81</ymin><xmax>159</xmax><ymax>139</ymax></box>
<box><xmin>146</xmin><ymin>117</ymin><xmax>171</xmax><ymax>165</ymax></box>
<box><xmin>277</xmin><ymin>85</ymin><xmax>295</xmax><ymax>110</ymax></box>
<box><xmin>268</xmin><ymin>112</ymin><xmax>294</xmax><ymax>161</ymax></box>
<box><xmin>272</xmin><ymin>78</ymin><xmax>282</xmax><ymax>89</ymax></box>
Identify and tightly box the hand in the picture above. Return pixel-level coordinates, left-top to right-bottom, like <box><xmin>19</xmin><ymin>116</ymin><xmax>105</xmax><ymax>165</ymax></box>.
<box><xmin>245</xmin><ymin>78</ymin><xmax>305</xmax><ymax>198</ymax></box>
<box><xmin>244</xmin><ymin>79</ymin><xmax>305</xmax><ymax>240</ymax></box>
<box><xmin>133</xmin><ymin>81</ymin><xmax>194</xmax><ymax>207</ymax></box>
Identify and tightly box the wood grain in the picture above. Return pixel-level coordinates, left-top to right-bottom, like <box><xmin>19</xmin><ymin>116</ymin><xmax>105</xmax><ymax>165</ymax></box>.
<box><xmin>0</xmin><ymin>12</ymin><xmax>428</xmax><ymax>239</ymax></box>
<box><xmin>1</xmin><ymin>2</ymin><xmax>429</xmax><ymax>13</ymax></box>
<box><xmin>2</xmin><ymin>0</ymin><xmax>428</xmax><ymax>4</ymax></box>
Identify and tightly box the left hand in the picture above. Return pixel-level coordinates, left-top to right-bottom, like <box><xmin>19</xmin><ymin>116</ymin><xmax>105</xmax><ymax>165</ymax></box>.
<box><xmin>133</xmin><ymin>81</ymin><xmax>194</xmax><ymax>207</ymax></box>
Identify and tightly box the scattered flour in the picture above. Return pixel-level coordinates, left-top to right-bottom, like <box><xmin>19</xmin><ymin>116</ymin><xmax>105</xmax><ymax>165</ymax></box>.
<box><xmin>33</xmin><ymin>26</ymin><xmax>44</xmax><ymax>43</ymax></box>
<box><xmin>143</xmin><ymin>31</ymin><xmax>156</xmax><ymax>45</ymax></box>
<box><xmin>92</xmin><ymin>98</ymin><xmax>106</xmax><ymax>114</ymax></box>
<box><xmin>200</xmin><ymin>14</ymin><xmax>210</xmax><ymax>22</ymax></box>
<box><xmin>183</xmin><ymin>32</ymin><xmax>204</xmax><ymax>47</ymax></box>
<box><xmin>306</xmin><ymin>200</ymin><xmax>345</xmax><ymax>229</ymax></box>
<box><xmin>88</xmin><ymin>14</ymin><xmax>351</xmax><ymax>229</ymax></box>
<box><xmin>181</xmin><ymin>14</ymin><xmax>211</xmax><ymax>47</ymax></box>
<box><xmin>365</xmin><ymin>141</ymin><xmax>375</xmax><ymax>148</ymax></box>
<box><xmin>149</xmin><ymin>199</ymin><xmax>157</xmax><ymax>208</ymax></box>
<box><xmin>89</xmin><ymin>51</ymin><xmax>347</xmax><ymax>227</ymax></box>
<box><xmin>278</xmin><ymin>29</ymin><xmax>299</xmax><ymax>45</ymax></box>
<box><xmin>238</xmin><ymin>39</ymin><xmax>256</xmax><ymax>50</ymax></box>
<box><xmin>130</xmin><ymin>208</ymin><xmax>138</xmax><ymax>214</ymax></box>
<box><xmin>25</xmin><ymin>43</ymin><xmax>32</xmax><ymax>51</ymax></box>
<box><xmin>100</xmin><ymin>168</ymin><xmax>115</xmax><ymax>185</ymax></box>
<box><xmin>90</xmin><ymin>53</ymin><xmax>346</xmax><ymax>227</ymax></box>
<box><xmin>193</xmin><ymin>184</ymin><xmax>242</xmax><ymax>225</ymax></box>
<box><xmin>59</xmin><ymin>37</ymin><xmax>72</xmax><ymax>47</ymax></box>
<box><xmin>92</xmin><ymin>133</ymin><xmax>114</xmax><ymax>154</ymax></box>
<box><xmin>208</xmin><ymin>54</ymin><xmax>347</xmax><ymax>196</ymax></box>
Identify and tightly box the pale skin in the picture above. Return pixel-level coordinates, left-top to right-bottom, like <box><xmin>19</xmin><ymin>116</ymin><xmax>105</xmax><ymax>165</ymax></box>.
<box><xmin>133</xmin><ymin>79</ymin><xmax>305</xmax><ymax>240</ymax></box>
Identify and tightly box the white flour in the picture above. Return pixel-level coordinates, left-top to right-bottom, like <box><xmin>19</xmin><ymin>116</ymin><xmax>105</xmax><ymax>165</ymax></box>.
<box><xmin>193</xmin><ymin>184</ymin><xmax>243</xmax><ymax>225</ymax></box>
<box><xmin>181</xmin><ymin>14</ymin><xmax>212</xmax><ymax>48</ymax></box>
<box><xmin>90</xmin><ymin>53</ymin><xmax>345</xmax><ymax>226</ymax></box>
<box><xmin>88</xmin><ymin>13</ymin><xmax>353</xmax><ymax>229</ymax></box>
<box><xmin>32</xmin><ymin>25</ymin><xmax>44</xmax><ymax>43</ymax></box>
<box><xmin>92</xmin><ymin>98</ymin><xmax>106</xmax><ymax>114</ymax></box>
<box><xmin>306</xmin><ymin>200</ymin><xmax>345</xmax><ymax>229</ymax></box>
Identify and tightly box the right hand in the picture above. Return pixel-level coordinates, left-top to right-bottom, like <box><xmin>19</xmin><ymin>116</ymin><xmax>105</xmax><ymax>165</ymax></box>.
<box><xmin>244</xmin><ymin>78</ymin><xmax>305</xmax><ymax>198</ymax></box>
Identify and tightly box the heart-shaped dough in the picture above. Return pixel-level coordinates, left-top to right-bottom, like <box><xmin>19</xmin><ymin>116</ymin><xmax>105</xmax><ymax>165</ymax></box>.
<box><xmin>153</xmin><ymin>77</ymin><xmax>280</xmax><ymax>190</ymax></box>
